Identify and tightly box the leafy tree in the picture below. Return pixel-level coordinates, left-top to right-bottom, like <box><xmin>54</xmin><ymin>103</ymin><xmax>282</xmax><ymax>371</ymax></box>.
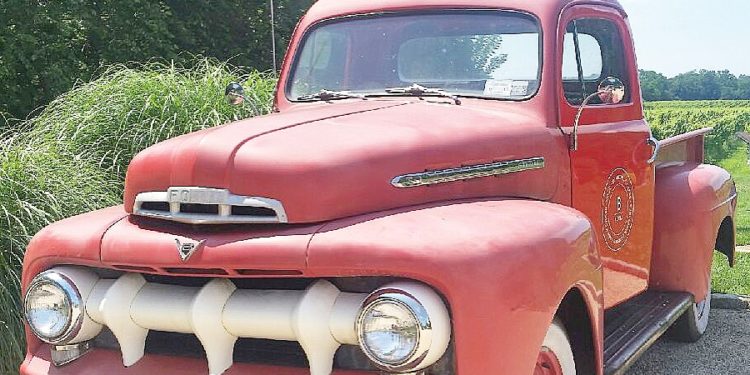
<box><xmin>0</xmin><ymin>0</ymin><xmax>314</xmax><ymax>120</ymax></box>
<box><xmin>717</xmin><ymin>70</ymin><xmax>739</xmax><ymax>99</ymax></box>
<box><xmin>640</xmin><ymin>69</ymin><xmax>750</xmax><ymax>102</ymax></box>
<box><xmin>639</xmin><ymin>70</ymin><xmax>672</xmax><ymax>101</ymax></box>
<box><xmin>736</xmin><ymin>75</ymin><xmax>750</xmax><ymax>99</ymax></box>
<box><xmin>671</xmin><ymin>70</ymin><xmax>722</xmax><ymax>101</ymax></box>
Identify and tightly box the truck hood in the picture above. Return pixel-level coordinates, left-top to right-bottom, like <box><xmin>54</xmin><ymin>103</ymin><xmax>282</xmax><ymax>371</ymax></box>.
<box><xmin>124</xmin><ymin>100</ymin><xmax>566</xmax><ymax>223</ymax></box>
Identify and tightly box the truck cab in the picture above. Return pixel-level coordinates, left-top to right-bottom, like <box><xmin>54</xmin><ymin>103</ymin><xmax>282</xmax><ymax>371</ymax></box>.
<box><xmin>20</xmin><ymin>1</ymin><xmax>737</xmax><ymax>375</ymax></box>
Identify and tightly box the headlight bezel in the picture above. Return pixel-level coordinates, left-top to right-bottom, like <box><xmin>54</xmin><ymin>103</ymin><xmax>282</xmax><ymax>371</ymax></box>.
<box><xmin>356</xmin><ymin>287</ymin><xmax>435</xmax><ymax>372</ymax></box>
<box><xmin>24</xmin><ymin>270</ymin><xmax>85</xmax><ymax>345</ymax></box>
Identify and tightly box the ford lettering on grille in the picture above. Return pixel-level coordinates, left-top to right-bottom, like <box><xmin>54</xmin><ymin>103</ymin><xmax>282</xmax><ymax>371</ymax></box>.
<box><xmin>168</xmin><ymin>187</ymin><xmax>229</xmax><ymax>205</ymax></box>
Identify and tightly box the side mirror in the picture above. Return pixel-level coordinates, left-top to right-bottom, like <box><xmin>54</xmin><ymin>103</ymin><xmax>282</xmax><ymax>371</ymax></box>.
<box><xmin>597</xmin><ymin>77</ymin><xmax>625</xmax><ymax>105</ymax></box>
<box><xmin>571</xmin><ymin>77</ymin><xmax>626</xmax><ymax>151</ymax></box>
<box><xmin>225</xmin><ymin>82</ymin><xmax>246</xmax><ymax>106</ymax></box>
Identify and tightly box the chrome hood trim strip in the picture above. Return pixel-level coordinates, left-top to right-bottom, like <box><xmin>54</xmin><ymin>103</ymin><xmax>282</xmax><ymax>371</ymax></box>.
<box><xmin>391</xmin><ymin>157</ymin><xmax>545</xmax><ymax>188</ymax></box>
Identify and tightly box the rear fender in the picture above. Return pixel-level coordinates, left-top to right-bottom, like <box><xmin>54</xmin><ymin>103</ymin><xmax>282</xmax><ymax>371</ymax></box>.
<box><xmin>306</xmin><ymin>199</ymin><xmax>604</xmax><ymax>374</ymax></box>
<box><xmin>650</xmin><ymin>163</ymin><xmax>737</xmax><ymax>301</ymax></box>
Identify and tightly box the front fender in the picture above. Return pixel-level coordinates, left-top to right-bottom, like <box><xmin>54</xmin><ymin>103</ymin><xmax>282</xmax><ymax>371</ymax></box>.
<box><xmin>21</xmin><ymin>205</ymin><xmax>129</xmax><ymax>354</ymax></box>
<box><xmin>651</xmin><ymin>163</ymin><xmax>737</xmax><ymax>301</ymax></box>
<box><xmin>306</xmin><ymin>199</ymin><xmax>604</xmax><ymax>374</ymax></box>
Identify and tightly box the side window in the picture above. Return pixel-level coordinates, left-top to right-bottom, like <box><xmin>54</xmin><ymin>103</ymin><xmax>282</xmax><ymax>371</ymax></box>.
<box><xmin>562</xmin><ymin>33</ymin><xmax>601</xmax><ymax>81</ymax></box>
<box><xmin>562</xmin><ymin>18</ymin><xmax>630</xmax><ymax>105</ymax></box>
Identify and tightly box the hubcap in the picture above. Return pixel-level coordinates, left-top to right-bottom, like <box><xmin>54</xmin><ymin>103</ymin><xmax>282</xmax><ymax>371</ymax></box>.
<box><xmin>534</xmin><ymin>347</ymin><xmax>564</xmax><ymax>375</ymax></box>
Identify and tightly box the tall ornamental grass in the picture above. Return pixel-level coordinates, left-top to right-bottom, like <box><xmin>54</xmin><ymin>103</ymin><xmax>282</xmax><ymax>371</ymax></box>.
<box><xmin>0</xmin><ymin>58</ymin><xmax>276</xmax><ymax>373</ymax></box>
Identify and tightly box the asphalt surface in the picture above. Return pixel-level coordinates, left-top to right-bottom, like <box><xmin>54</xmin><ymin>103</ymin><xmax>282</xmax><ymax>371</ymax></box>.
<box><xmin>627</xmin><ymin>309</ymin><xmax>750</xmax><ymax>374</ymax></box>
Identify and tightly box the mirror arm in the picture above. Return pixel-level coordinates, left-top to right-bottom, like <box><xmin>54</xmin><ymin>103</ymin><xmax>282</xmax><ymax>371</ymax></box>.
<box><xmin>571</xmin><ymin>89</ymin><xmax>611</xmax><ymax>151</ymax></box>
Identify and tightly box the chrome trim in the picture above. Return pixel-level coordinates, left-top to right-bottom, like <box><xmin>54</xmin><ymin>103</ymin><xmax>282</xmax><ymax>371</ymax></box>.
<box><xmin>24</xmin><ymin>271</ymin><xmax>84</xmax><ymax>345</ymax></box>
<box><xmin>356</xmin><ymin>288</ymin><xmax>433</xmax><ymax>372</ymax></box>
<box><xmin>391</xmin><ymin>157</ymin><xmax>545</xmax><ymax>188</ymax></box>
<box><xmin>175</xmin><ymin>238</ymin><xmax>207</xmax><ymax>262</ymax></box>
<box><xmin>647</xmin><ymin>136</ymin><xmax>660</xmax><ymax>164</ymax></box>
<box><xmin>133</xmin><ymin>187</ymin><xmax>288</xmax><ymax>224</ymax></box>
<box><xmin>51</xmin><ymin>342</ymin><xmax>91</xmax><ymax>366</ymax></box>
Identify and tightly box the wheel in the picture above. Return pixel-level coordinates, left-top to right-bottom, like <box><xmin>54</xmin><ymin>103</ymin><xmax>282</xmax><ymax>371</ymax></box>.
<box><xmin>669</xmin><ymin>277</ymin><xmax>712</xmax><ymax>342</ymax></box>
<box><xmin>534</xmin><ymin>318</ymin><xmax>577</xmax><ymax>375</ymax></box>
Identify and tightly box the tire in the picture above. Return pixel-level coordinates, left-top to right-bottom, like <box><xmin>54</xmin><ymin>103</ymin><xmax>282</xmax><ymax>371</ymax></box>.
<box><xmin>534</xmin><ymin>318</ymin><xmax>577</xmax><ymax>375</ymax></box>
<box><xmin>669</xmin><ymin>277</ymin><xmax>712</xmax><ymax>342</ymax></box>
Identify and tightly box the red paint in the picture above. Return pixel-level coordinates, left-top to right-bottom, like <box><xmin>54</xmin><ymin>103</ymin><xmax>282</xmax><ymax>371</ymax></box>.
<box><xmin>21</xmin><ymin>0</ymin><xmax>736</xmax><ymax>374</ymax></box>
<box><xmin>20</xmin><ymin>348</ymin><xmax>371</xmax><ymax>375</ymax></box>
<box><xmin>124</xmin><ymin>101</ymin><xmax>570</xmax><ymax>223</ymax></box>
<box><xmin>650</xmin><ymin>162</ymin><xmax>736</xmax><ymax>301</ymax></box>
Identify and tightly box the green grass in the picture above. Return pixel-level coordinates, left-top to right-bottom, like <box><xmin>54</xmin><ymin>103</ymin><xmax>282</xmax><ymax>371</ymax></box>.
<box><xmin>713</xmin><ymin>252</ymin><xmax>750</xmax><ymax>295</ymax></box>
<box><xmin>711</xmin><ymin>147</ymin><xmax>750</xmax><ymax>295</ymax></box>
<box><xmin>717</xmin><ymin>148</ymin><xmax>750</xmax><ymax>245</ymax></box>
<box><xmin>0</xmin><ymin>59</ymin><xmax>276</xmax><ymax>374</ymax></box>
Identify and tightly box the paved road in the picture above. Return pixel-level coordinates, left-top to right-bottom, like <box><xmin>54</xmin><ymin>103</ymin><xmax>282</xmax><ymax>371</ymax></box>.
<box><xmin>627</xmin><ymin>309</ymin><xmax>750</xmax><ymax>374</ymax></box>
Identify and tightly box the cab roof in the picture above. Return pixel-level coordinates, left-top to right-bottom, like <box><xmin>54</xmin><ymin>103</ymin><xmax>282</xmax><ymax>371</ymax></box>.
<box><xmin>304</xmin><ymin>0</ymin><xmax>626</xmax><ymax>24</ymax></box>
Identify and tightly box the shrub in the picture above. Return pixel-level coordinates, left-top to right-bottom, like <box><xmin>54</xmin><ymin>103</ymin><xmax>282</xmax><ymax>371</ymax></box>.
<box><xmin>646</xmin><ymin>101</ymin><xmax>750</xmax><ymax>163</ymax></box>
<box><xmin>0</xmin><ymin>59</ymin><xmax>276</xmax><ymax>373</ymax></box>
<box><xmin>0</xmin><ymin>0</ymin><xmax>314</xmax><ymax>119</ymax></box>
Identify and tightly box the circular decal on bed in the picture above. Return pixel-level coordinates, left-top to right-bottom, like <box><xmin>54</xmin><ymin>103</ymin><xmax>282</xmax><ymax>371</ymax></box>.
<box><xmin>602</xmin><ymin>168</ymin><xmax>635</xmax><ymax>252</ymax></box>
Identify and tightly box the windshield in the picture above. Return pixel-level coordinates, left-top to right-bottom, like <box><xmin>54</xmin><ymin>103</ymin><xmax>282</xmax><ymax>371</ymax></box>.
<box><xmin>288</xmin><ymin>11</ymin><xmax>541</xmax><ymax>101</ymax></box>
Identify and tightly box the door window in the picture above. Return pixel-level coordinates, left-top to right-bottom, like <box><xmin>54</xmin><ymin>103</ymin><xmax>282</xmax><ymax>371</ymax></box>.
<box><xmin>562</xmin><ymin>18</ymin><xmax>630</xmax><ymax>105</ymax></box>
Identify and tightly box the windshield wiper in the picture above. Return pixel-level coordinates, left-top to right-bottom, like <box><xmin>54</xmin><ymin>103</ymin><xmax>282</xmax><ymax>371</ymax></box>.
<box><xmin>383</xmin><ymin>84</ymin><xmax>462</xmax><ymax>105</ymax></box>
<box><xmin>297</xmin><ymin>89</ymin><xmax>366</xmax><ymax>102</ymax></box>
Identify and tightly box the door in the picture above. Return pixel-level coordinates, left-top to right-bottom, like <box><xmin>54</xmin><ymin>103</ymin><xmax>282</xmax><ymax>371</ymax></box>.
<box><xmin>559</xmin><ymin>5</ymin><xmax>656</xmax><ymax>308</ymax></box>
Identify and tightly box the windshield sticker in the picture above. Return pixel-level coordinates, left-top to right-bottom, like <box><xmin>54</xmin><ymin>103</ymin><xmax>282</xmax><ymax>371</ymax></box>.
<box><xmin>483</xmin><ymin>80</ymin><xmax>529</xmax><ymax>97</ymax></box>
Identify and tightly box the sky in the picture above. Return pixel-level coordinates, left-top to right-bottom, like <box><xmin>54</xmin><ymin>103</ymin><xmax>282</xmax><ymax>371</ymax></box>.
<box><xmin>619</xmin><ymin>0</ymin><xmax>750</xmax><ymax>77</ymax></box>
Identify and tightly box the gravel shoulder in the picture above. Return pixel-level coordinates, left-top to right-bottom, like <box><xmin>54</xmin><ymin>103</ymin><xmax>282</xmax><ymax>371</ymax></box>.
<box><xmin>627</xmin><ymin>308</ymin><xmax>750</xmax><ymax>374</ymax></box>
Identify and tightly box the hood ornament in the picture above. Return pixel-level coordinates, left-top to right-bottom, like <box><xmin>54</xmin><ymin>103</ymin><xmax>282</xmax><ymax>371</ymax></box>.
<box><xmin>175</xmin><ymin>238</ymin><xmax>207</xmax><ymax>262</ymax></box>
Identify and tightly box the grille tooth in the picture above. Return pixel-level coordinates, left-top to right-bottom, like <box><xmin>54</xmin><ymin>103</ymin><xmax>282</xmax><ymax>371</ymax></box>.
<box><xmin>83</xmin><ymin>271</ymin><xmax>366</xmax><ymax>375</ymax></box>
<box><xmin>191</xmin><ymin>279</ymin><xmax>237</xmax><ymax>375</ymax></box>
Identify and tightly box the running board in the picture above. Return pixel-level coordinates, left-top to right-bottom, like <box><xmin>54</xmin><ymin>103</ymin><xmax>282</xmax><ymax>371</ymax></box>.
<box><xmin>603</xmin><ymin>291</ymin><xmax>693</xmax><ymax>375</ymax></box>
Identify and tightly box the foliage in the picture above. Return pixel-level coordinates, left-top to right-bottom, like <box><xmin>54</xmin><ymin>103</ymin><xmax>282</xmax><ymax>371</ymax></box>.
<box><xmin>0</xmin><ymin>59</ymin><xmax>276</xmax><ymax>374</ymax></box>
<box><xmin>640</xmin><ymin>69</ymin><xmax>750</xmax><ymax>102</ymax></box>
<box><xmin>646</xmin><ymin>100</ymin><xmax>750</xmax><ymax>163</ymax></box>
<box><xmin>713</xmin><ymin>251</ymin><xmax>750</xmax><ymax>296</ymax></box>
<box><xmin>639</xmin><ymin>70</ymin><xmax>674</xmax><ymax>101</ymax></box>
<box><xmin>0</xmin><ymin>0</ymin><xmax>314</xmax><ymax>120</ymax></box>
<box><xmin>716</xmin><ymin>147</ymin><xmax>750</xmax><ymax>246</ymax></box>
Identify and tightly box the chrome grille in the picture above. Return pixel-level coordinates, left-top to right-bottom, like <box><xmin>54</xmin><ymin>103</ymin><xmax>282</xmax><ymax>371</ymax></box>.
<box><xmin>133</xmin><ymin>187</ymin><xmax>288</xmax><ymax>224</ymax></box>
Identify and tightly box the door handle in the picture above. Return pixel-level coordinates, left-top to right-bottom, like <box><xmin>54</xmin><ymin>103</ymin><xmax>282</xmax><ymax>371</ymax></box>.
<box><xmin>647</xmin><ymin>136</ymin><xmax>660</xmax><ymax>164</ymax></box>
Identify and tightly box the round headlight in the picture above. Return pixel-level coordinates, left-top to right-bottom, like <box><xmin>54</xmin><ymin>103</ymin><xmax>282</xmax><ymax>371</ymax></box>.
<box><xmin>24</xmin><ymin>271</ymin><xmax>84</xmax><ymax>344</ymax></box>
<box><xmin>358</xmin><ymin>298</ymin><xmax>421</xmax><ymax>365</ymax></box>
<box><xmin>356</xmin><ymin>283</ymin><xmax>450</xmax><ymax>372</ymax></box>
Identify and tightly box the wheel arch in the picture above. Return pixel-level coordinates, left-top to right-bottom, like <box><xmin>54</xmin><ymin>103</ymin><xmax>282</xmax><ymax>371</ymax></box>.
<box><xmin>715</xmin><ymin>215</ymin><xmax>736</xmax><ymax>266</ymax></box>
<box><xmin>556</xmin><ymin>285</ymin><xmax>602</xmax><ymax>375</ymax></box>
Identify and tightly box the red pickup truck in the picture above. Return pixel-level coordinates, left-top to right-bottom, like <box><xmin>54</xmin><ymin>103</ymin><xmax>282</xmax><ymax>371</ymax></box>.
<box><xmin>20</xmin><ymin>1</ymin><xmax>737</xmax><ymax>374</ymax></box>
